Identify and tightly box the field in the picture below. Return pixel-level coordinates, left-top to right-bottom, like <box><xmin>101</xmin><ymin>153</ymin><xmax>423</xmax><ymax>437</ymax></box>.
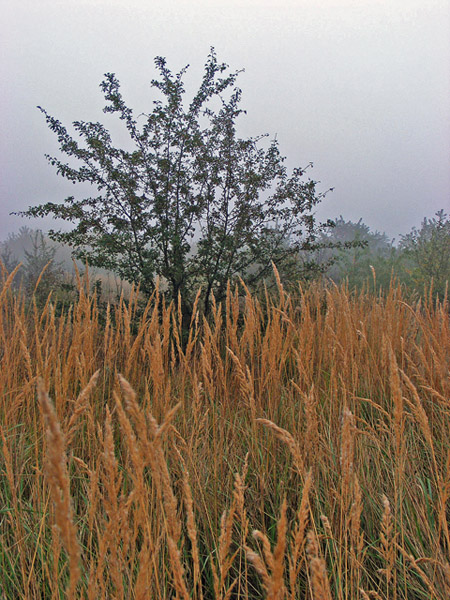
<box><xmin>1</xmin><ymin>269</ymin><xmax>449</xmax><ymax>599</ymax></box>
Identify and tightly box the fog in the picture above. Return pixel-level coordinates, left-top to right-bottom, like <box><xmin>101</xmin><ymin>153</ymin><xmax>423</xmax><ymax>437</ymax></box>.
<box><xmin>1</xmin><ymin>0</ymin><xmax>449</xmax><ymax>242</ymax></box>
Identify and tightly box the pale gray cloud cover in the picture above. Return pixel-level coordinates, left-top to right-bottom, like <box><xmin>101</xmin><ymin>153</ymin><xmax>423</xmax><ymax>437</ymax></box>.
<box><xmin>1</xmin><ymin>0</ymin><xmax>449</xmax><ymax>241</ymax></box>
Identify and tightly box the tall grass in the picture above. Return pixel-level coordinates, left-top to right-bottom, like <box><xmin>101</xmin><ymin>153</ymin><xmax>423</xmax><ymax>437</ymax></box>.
<box><xmin>0</xmin><ymin>268</ymin><xmax>449</xmax><ymax>599</ymax></box>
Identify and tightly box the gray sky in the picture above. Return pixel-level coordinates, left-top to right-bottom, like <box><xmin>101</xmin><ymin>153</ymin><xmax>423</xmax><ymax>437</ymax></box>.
<box><xmin>1</xmin><ymin>0</ymin><xmax>449</xmax><ymax>242</ymax></box>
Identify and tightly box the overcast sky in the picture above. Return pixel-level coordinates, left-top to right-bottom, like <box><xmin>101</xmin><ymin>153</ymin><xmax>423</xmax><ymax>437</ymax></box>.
<box><xmin>1</xmin><ymin>0</ymin><xmax>449</xmax><ymax>242</ymax></box>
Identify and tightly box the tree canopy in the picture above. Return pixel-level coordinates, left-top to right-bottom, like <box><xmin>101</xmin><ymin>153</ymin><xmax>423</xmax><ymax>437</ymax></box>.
<box><xmin>19</xmin><ymin>49</ymin><xmax>339</xmax><ymax>318</ymax></box>
<box><xmin>400</xmin><ymin>209</ymin><xmax>450</xmax><ymax>299</ymax></box>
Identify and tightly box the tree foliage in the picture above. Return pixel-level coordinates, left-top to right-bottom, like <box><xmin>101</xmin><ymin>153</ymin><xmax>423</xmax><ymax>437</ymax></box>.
<box><xmin>19</xmin><ymin>49</ymin><xmax>339</xmax><ymax>318</ymax></box>
<box><xmin>400</xmin><ymin>209</ymin><xmax>450</xmax><ymax>299</ymax></box>
<box><xmin>0</xmin><ymin>227</ymin><xmax>66</xmax><ymax>304</ymax></box>
<box><xmin>310</xmin><ymin>216</ymin><xmax>397</xmax><ymax>288</ymax></box>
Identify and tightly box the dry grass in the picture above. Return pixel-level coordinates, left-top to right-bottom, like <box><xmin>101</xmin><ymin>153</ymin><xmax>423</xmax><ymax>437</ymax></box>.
<box><xmin>0</xmin><ymin>269</ymin><xmax>449</xmax><ymax>599</ymax></box>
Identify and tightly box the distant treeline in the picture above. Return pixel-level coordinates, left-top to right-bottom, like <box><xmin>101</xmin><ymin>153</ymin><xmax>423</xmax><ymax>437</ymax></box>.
<box><xmin>1</xmin><ymin>209</ymin><xmax>449</xmax><ymax>306</ymax></box>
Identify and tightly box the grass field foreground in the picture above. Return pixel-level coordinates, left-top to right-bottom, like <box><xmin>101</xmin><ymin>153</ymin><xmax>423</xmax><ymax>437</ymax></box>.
<box><xmin>1</xmin><ymin>268</ymin><xmax>449</xmax><ymax>599</ymax></box>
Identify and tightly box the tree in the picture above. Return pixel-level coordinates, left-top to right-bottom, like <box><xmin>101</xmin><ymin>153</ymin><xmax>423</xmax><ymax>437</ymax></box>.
<box><xmin>19</xmin><ymin>49</ymin><xmax>337</xmax><ymax>321</ymax></box>
<box><xmin>310</xmin><ymin>216</ymin><xmax>398</xmax><ymax>288</ymax></box>
<box><xmin>399</xmin><ymin>209</ymin><xmax>450</xmax><ymax>299</ymax></box>
<box><xmin>22</xmin><ymin>230</ymin><xmax>65</xmax><ymax>303</ymax></box>
<box><xmin>0</xmin><ymin>228</ymin><xmax>66</xmax><ymax>303</ymax></box>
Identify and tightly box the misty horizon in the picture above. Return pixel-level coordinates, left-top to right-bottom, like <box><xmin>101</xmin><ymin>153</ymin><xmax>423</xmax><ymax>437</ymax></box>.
<box><xmin>2</xmin><ymin>0</ymin><xmax>449</xmax><ymax>242</ymax></box>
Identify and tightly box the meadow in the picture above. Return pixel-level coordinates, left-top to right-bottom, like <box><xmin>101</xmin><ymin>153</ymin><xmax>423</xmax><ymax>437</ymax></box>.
<box><xmin>1</xmin><ymin>266</ymin><xmax>449</xmax><ymax>599</ymax></box>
